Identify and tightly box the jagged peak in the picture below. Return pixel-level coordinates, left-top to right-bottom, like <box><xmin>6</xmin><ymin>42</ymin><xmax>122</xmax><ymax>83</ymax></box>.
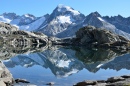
<box><xmin>43</xmin><ymin>13</ymin><xmax>50</xmax><ymax>17</ymax></box>
<box><xmin>21</xmin><ymin>14</ymin><xmax>36</xmax><ymax>20</ymax></box>
<box><xmin>2</xmin><ymin>12</ymin><xmax>17</xmax><ymax>17</ymax></box>
<box><xmin>56</xmin><ymin>4</ymin><xmax>80</xmax><ymax>15</ymax></box>
<box><xmin>88</xmin><ymin>11</ymin><xmax>101</xmax><ymax>17</ymax></box>
<box><xmin>57</xmin><ymin>4</ymin><xmax>67</xmax><ymax>8</ymax></box>
<box><xmin>22</xmin><ymin>14</ymin><xmax>35</xmax><ymax>18</ymax></box>
<box><xmin>1</xmin><ymin>12</ymin><xmax>18</xmax><ymax>20</ymax></box>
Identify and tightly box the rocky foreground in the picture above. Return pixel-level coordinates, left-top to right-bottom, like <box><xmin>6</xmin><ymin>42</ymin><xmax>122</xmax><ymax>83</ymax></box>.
<box><xmin>0</xmin><ymin>62</ymin><xmax>13</xmax><ymax>86</ymax></box>
<box><xmin>74</xmin><ymin>75</ymin><xmax>130</xmax><ymax>86</ymax></box>
<box><xmin>0</xmin><ymin>22</ymin><xmax>49</xmax><ymax>48</ymax></box>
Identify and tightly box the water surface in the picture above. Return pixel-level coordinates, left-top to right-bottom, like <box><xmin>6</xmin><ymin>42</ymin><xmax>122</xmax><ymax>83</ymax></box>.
<box><xmin>3</xmin><ymin>47</ymin><xmax>130</xmax><ymax>86</ymax></box>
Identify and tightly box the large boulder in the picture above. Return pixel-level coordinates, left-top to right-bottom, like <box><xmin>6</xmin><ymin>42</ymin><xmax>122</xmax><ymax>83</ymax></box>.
<box><xmin>92</xmin><ymin>29</ymin><xmax>120</xmax><ymax>44</ymax></box>
<box><xmin>76</xmin><ymin>25</ymin><xmax>129</xmax><ymax>45</ymax></box>
<box><xmin>76</xmin><ymin>25</ymin><xmax>96</xmax><ymax>44</ymax></box>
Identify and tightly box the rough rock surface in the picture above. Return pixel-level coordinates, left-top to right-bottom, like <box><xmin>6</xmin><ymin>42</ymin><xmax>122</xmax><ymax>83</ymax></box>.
<box><xmin>0</xmin><ymin>22</ymin><xmax>18</xmax><ymax>32</ymax></box>
<box><xmin>53</xmin><ymin>25</ymin><xmax>130</xmax><ymax>51</ymax></box>
<box><xmin>0</xmin><ymin>22</ymin><xmax>49</xmax><ymax>48</ymax></box>
<box><xmin>0</xmin><ymin>62</ymin><xmax>14</xmax><ymax>86</ymax></box>
<box><xmin>75</xmin><ymin>25</ymin><xmax>129</xmax><ymax>44</ymax></box>
<box><xmin>74</xmin><ymin>75</ymin><xmax>130</xmax><ymax>86</ymax></box>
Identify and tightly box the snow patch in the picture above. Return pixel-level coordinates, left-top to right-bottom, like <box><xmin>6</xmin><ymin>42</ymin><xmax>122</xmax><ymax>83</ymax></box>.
<box><xmin>57</xmin><ymin>15</ymin><xmax>72</xmax><ymax>24</ymax></box>
<box><xmin>97</xmin><ymin>17</ymin><xmax>105</xmax><ymax>22</ymax></box>
<box><xmin>24</xmin><ymin>14</ymin><xmax>35</xmax><ymax>20</ymax></box>
<box><xmin>56</xmin><ymin>60</ymin><xmax>71</xmax><ymax>68</ymax></box>
<box><xmin>12</xmin><ymin>24</ymin><xmax>19</xmax><ymax>28</ymax></box>
<box><xmin>96</xmin><ymin>64</ymin><xmax>103</xmax><ymax>68</ymax></box>
<box><xmin>58</xmin><ymin>4</ymin><xmax>80</xmax><ymax>15</ymax></box>
<box><xmin>63</xmin><ymin>69</ymin><xmax>79</xmax><ymax>77</ymax></box>
<box><xmin>0</xmin><ymin>16</ymin><xmax>12</xmax><ymax>23</ymax></box>
<box><xmin>24</xmin><ymin>14</ymin><xmax>30</xmax><ymax>17</ymax></box>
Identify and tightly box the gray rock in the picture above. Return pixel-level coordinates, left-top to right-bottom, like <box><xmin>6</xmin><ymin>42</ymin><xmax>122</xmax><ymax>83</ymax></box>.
<box><xmin>107</xmin><ymin>76</ymin><xmax>125</xmax><ymax>82</ymax></box>
<box><xmin>121</xmin><ymin>75</ymin><xmax>130</xmax><ymax>78</ymax></box>
<box><xmin>0</xmin><ymin>22</ymin><xmax>18</xmax><ymax>32</ymax></box>
<box><xmin>46</xmin><ymin>82</ymin><xmax>55</xmax><ymax>85</ymax></box>
<box><xmin>76</xmin><ymin>25</ymin><xmax>122</xmax><ymax>44</ymax></box>
<box><xmin>15</xmin><ymin>79</ymin><xmax>30</xmax><ymax>83</ymax></box>
<box><xmin>92</xmin><ymin>29</ymin><xmax>120</xmax><ymax>44</ymax></box>
<box><xmin>0</xmin><ymin>62</ymin><xmax>14</xmax><ymax>85</ymax></box>
<box><xmin>74</xmin><ymin>75</ymin><xmax>130</xmax><ymax>86</ymax></box>
<box><xmin>73</xmin><ymin>25</ymin><xmax>130</xmax><ymax>50</ymax></box>
<box><xmin>74</xmin><ymin>80</ymin><xmax>97</xmax><ymax>86</ymax></box>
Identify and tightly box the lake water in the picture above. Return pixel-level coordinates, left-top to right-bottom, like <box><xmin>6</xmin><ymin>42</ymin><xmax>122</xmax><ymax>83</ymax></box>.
<box><xmin>2</xmin><ymin>46</ymin><xmax>130</xmax><ymax>86</ymax></box>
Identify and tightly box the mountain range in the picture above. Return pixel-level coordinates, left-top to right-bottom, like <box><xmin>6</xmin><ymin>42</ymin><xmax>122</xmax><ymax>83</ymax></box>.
<box><xmin>1</xmin><ymin>4</ymin><xmax>130</xmax><ymax>39</ymax></box>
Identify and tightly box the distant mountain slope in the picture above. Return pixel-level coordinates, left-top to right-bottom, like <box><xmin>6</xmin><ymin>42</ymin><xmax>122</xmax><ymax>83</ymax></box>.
<box><xmin>1</xmin><ymin>4</ymin><xmax>130</xmax><ymax>39</ymax></box>
<box><xmin>37</xmin><ymin>4</ymin><xmax>85</xmax><ymax>37</ymax></box>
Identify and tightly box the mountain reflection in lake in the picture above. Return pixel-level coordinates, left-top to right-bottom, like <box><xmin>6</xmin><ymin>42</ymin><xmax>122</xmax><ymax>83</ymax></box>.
<box><xmin>2</xmin><ymin>46</ymin><xmax>130</xmax><ymax>86</ymax></box>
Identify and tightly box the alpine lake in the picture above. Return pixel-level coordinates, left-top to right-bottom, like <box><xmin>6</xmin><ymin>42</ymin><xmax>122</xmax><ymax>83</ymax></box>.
<box><xmin>2</xmin><ymin>45</ymin><xmax>130</xmax><ymax>86</ymax></box>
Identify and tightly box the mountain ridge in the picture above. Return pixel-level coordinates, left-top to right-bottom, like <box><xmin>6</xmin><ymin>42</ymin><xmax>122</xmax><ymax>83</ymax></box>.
<box><xmin>1</xmin><ymin>4</ymin><xmax>130</xmax><ymax>39</ymax></box>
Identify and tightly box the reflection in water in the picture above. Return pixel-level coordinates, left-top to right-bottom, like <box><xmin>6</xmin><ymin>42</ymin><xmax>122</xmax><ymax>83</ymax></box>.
<box><xmin>101</xmin><ymin>54</ymin><xmax>130</xmax><ymax>71</ymax></box>
<box><xmin>2</xmin><ymin>46</ymin><xmax>130</xmax><ymax>85</ymax></box>
<box><xmin>0</xmin><ymin>43</ymin><xmax>48</xmax><ymax>60</ymax></box>
<box><xmin>4</xmin><ymin>48</ymin><xmax>84</xmax><ymax>77</ymax></box>
<box><xmin>73</xmin><ymin>47</ymin><xmax>118</xmax><ymax>73</ymax></box>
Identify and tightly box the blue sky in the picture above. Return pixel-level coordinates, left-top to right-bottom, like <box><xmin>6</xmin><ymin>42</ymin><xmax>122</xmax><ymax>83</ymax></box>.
<box><xmin>0</xmin><ymin>0</ymin><xmax>130</xmax><ymax>17</ymax></box>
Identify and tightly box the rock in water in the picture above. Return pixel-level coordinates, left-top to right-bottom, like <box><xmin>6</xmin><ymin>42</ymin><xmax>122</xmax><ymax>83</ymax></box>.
<box><xmin>46</xmin><ymin>82</ymin><xmax>55</xmax><ymax>85</ymax></box>
<box><xmin>15</xmin><ymin>79</ymin><xmax>30</xmax><ymax>83</ymax></box>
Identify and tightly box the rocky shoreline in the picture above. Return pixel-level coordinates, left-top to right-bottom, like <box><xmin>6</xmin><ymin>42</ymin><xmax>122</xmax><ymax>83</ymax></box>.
<box><xmin>0</xmin><ymin>62</ymin><xmax>14</xmax><ymax>86</ymax></box>
<box><xmin>1</xmin><ymin>60</ymin><xmax>130</xmax><ymax>86</ymax></box>
<box><xmin>74</xmin><ymin>75</ymin><xmax>130</xmax><ymax>86</ymax></box>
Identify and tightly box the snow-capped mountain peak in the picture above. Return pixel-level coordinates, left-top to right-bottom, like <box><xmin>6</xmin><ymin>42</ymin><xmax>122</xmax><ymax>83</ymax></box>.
<box><xmin>22</xmin><ymin>14</ymin><xmax>36</xmax><ymax>20</ymax></box>
<box><xmin>56</xmin><ymin>4</ymin><xmax>80</xmax><ymax>15</ymax></box>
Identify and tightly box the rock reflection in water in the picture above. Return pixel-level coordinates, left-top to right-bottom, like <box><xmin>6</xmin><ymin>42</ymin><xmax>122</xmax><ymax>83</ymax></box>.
<box><xmin>73</xmin><ymin>47</ymin><xmax>119</xmax><ymax>73</ymax></box>
<box><xmin>0</xmin><ymin>43</ymin><xmax>48</xmax><ymax>60</ymax></box>
<box><xmin>3</xmin><ymin>46</ymin><xmax>130</xmax><ymax>77</ymax></box>
<box><xmin>72</xmin><ymin>47</ymin><xmax>130</xmax><ymax>73</ymax></box>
